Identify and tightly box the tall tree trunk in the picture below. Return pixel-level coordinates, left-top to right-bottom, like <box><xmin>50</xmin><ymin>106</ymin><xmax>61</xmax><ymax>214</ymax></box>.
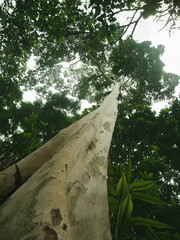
<box><xmin>0</xmin><ymin>82</ymin><xmax>120</xmax><ymax>240</ymax></box>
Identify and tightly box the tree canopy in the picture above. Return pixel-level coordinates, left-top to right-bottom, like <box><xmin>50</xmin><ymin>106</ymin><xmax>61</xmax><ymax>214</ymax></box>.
<box><xmin>0</xmin><ymin>0</ymin><xmax>180</xmax><ymax>239</ymax></box>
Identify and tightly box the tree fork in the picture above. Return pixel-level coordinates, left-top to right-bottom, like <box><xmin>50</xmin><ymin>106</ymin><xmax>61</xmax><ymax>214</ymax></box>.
<box><xmin>0</xmin><ymin>82</ymin><xmax>120</xmax><ymax>240</ymax></box>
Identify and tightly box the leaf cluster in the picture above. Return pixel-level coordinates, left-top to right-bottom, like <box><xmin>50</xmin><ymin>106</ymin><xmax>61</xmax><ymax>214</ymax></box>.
<box><xmin>108</xmin><ymin>160</ymin><xmax>172</xmax><ymax>240</ymax></box>
<box><xmin>109</xmin><ymin>101</ymin><xmax>180</xmax><ymax>239</ymax></box>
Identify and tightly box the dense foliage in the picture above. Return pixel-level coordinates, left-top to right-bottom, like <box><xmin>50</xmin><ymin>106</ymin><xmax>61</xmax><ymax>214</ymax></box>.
<box><xmin>108</xmin><ymin>101</ymin><xmax>180</xmax><ymax>239</ymax></box>
<box><xmin>0</xmin><ymin>0</ymin><xmax>180</xmax><ymax>239</ymax></box>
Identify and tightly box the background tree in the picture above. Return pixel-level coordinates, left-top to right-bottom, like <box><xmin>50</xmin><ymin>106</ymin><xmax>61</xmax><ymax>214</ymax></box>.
<box><xmin>0</xmin><ymin>0</ymin><xmax>180</xmax><ymax>239</ymax></box>
<box><xmin>108</xmin><ymin>100</ymin><xmax>180</xmax><ymax>239</ymax></box>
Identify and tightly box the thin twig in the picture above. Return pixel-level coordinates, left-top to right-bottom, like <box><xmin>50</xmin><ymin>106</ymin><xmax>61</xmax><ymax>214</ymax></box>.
<box><xmin>122</xmin><ymin>10</ymin><xmax>140</xmax><ymax>36</ymax></box>
<box><xmin>123</xmin><ymin>77</ymin><xmax>131</xmax><ymax>86</ymax></box>
<box><xmin>88</xmin><ymin>55</ymin><xmax>116</xmax><ymax>84</ymax></box>
<box><xmin>128</xmin><ymin>14</ymin><xmax>142</xmax><ymax>38</ymax></box>
<box><xmin>124</xmin><ymin>85</ymin><xmax>133</xmax><ymax>97</ymax></box>
<box><xmin>158</xmin><ymin>15</ymin><xmax>171</xmax><ymax>31</ymax></box>
<box><xmin>113</xmin><ymin>7</ymin><xmax>143</xmax><ymax>15</ymax></box>
<box><xmin>156</xmin><ymin>8</ymin><xmax>169</xmax><ymax>14</ymax></box>
<box><xmin>64</xmin><ymin>60</ymin><xmax>81</xmax><ymax>69</ymax></box>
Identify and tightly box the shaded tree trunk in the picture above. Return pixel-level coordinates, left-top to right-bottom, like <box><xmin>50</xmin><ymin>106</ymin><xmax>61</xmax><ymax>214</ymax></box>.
<box><xmin>0</xmin><ymin>82</ymin><xmax>120</xmax><ymax>240</ymax></box>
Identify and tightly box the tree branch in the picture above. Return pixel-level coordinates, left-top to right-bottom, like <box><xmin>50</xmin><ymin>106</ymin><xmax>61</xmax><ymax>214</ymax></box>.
<box><xmin>121</xmin><ymin>10</ymin><xmax>140</xmax><ymax>36</ymax></box>
<box><xmin>64</xmin><ymin>60</ymin><xmax>81</xmax><ymax>69</ymax></box>
<box><xmin>124</xmin><ymin>85</ymin><xmax>133</xmax><ymax>97</ymax></box>
<box><xmin>128</xmin><ymin>14</ymin><xmax>143</xmax><ymax>38</ymax></box>
<box><xmin>88</xmin><ymin>55</ymin><xmax>116</xmax><ymax>84</ymax></box>
<box><xmin>113</xmin><ymin>7</ymin><xmax>143</xmax><ymax>15</ymax></box>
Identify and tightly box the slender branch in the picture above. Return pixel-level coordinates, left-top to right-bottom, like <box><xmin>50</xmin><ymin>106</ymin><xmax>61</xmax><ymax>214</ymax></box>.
<box><xmin>122</xmin><ymin>10</ymin><xmax>139</xmax><ymax>36</ymax></box>
<box><xmin>123</xmin><ymin>77</ymin><xmax>131</xmax><ymax>86</ymax></box>
<box><xmin>121</xmin><ymin>10</ymin><xmax>138</xmax><ymax>28</ymax></box>
<box><xmin>156</xmin><ymin>8</ymin><xmax>169</xmax><ymax>14</ymax></box>
<box><xmin>158</xmin><ymin>15</ymin><xmax>171</xmax><ymax>31</ymax></box>
<box><xmin>122</xmin><ymin>19</ymin><xmax>138</xmax><ymax>28</ymax></box>
<box><xmin>88</xmin><ymin>55</ymin><xmax>116</xmax><ymax>84</ymax></box>
<box><xmin>64</xmin><ymin>60</ymin><xmax>81</xmax><ymax>69</ymax></box>
<box><xmin>113</xmin><ymin>7</ymin><xmax>143</xmax><ymax>15</ymax></box>
<box><xmin>155</xmin><ymin>6</ymin><xmax>179</xmax><ymax>33</ymax></box>
<box><xmin>128</xmin><ymin>14</ymin><xmax>143</xmax><ymax>38</ymax></box>
<box><xmin>124</xmin><ymin>85</ymin><xmax>133</xmax><ymax>97</ymax></box>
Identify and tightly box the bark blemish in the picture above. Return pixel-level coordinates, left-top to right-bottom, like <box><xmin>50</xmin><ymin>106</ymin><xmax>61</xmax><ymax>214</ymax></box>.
<box><xmin>62</xmin><ymin>223</ymin><xmax>67</xmax><ymax>230</ymax></box>
<box><xmin>82</xmin><ymin>172</ymin><xmax>90</xmax><ymax>183</ymax></box>
<box><xmin>43</xmin><ymin>226</ymin><xmax>58</xmax><ymax>240</ymax></box>
<box><xmin>68</xmin><ymin>123</ymin><xmax>87</xmax><ymax>141</ymax></box>
<box><xmin>67</xmin><ymin>181</ymin><xmax>86</xmax><ymax>194</ymax></box>
<box><xmin>51</xmin><ymin>208</ymin><xmax>63</xmax><ymax>226</ymax></box>
<box><xmin>34</xmin><ymin>177</ymin><xmax>55</xmax><ymax>196</ymax></box>
<box><xmin>103</xmin><ymin>121</ymin><xmax>111</xmax><ymax>132</ymax></box>
<box><xmin>65</xmin><ymin>182</ymin><xmax>72</xmax><ymax>194</ymax></box>
<box><xmin>91</xmin><ymin>112</ymin><xmax>99</xmax><ymax>120</ymax></box>
<box><xmin>86</xmin><ymin>160</ymin><xmax>100</xmax><ymax>177</ymax></box>
<box><xmin>99</xmin><ymin>130</ymin><xmax>104</xmax><ymax>134</ymax></box>
<box><xmin>14</xmin><ymin>164</ymin><xmax>22</xmax><ymax>187</ymax></box>
<box><xmin>91</xmin><ymin>193</ymin><xmax>97</xmax><ymax>204</ymax></box>
<box><xmin>87</xmin><ymin>141</ymin><xmax>95</xmax><ymax>151</ymax></box>
<box><xmin>69</xmin><ymin>213</ymin><xmax>75</xmax><ymax>226</ymax></box>
<box><xmin>95</xmin><ymin>156</ymin><xmax>105</xmax><ymax>165</ymax></box>
<box><xmin>68</xmin><ymin>182</ymin><xmax>86</xmax><ymax>226</ymax></box>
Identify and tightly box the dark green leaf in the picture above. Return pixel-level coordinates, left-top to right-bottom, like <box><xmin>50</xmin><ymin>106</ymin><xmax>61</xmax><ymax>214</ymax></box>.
<box><xmin>126</xmin><ymin>159</ymin><xmax>132</xmax><ymax>184</ymax></box>
<box><xmin>129</xmin><ymin>217</ymin><xmax>174</xmax><ymax>229</ymax></box>
<box><xmin>129</xmin><ymin>181</ymin><xmax>156</xmax><ymax>192</ymax></box>
<box><xmin>145</xmin><ymin>226</ymin><xmax>160</xmax><ymax>240</ymax></box>
<box><xmin>131</xmin><ymin>192</ymin><xmax>167</xmax><ymax>205</ymax></box>
<box><xmin>116</xmin><ymin>174</ymin><xmax>128</xmax><ymax>199</ymax></box>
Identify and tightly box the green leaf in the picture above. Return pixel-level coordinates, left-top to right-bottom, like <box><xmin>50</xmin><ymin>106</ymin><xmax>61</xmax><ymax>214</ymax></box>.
<box><xmin>115</xmin><ymin>193</ymin><xmax>133</xmax><ymax>238</ymax></box>
<box><xmin>145</xmin><ymin>226</ymin><xmax>160</xmax><ymax>240</ymax></box>
<box><xmin>129</xmin><ymin>217</ymin><xmax>174</xmax><ymax>229</ymax></box>
<box><xmin>111</xmin><ymin>17</ymin><xmax>117</xmax><ymax>22</ymax></box>
<box><xmin>59</xmin><ymin>36</ymin><xmax>65</xmax><ymax>43</ymax></box>
<box><xmin>126</xmin><ymin>159</ymin><xmax>132</xmax><ymax>184</ymax></box>
<box><xmin>131</xmin><ymin>192</ymin><xmax>167</xmax><ymax>205</ymax></box>
<box><xmin>121</xmin><ymin>193</ymin><xmax>133</xmax><ymax>226</ymax></box>
<box><xmin>108</xmin><ymin>196</ymin><xmax>118</xmax><ymax>213</ymax></box>
<box><xmin>88</xmin><ymin>48</ymin><xmax>94</xmax><ymax>53</ymax></box>
<box><xmin>116</xmin><ymin>174</ymin><xmax>128</xmax><ymax>199</ymax></box>
<box><xmin>129</xmin><ymin>181</ymin><xmax>156</xmax><ymax>192</ymax></box>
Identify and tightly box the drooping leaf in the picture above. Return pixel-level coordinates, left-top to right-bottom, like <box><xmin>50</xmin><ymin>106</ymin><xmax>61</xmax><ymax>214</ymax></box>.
<box><xmin>129</xmin><ymin>181</ymin><xmax>156</xmax><ymax>192</ymax></box>
<box><xmin>120</xmin><ymin>193</ymin><xmax>133</xmax><ymax>228</ymax></box>
<box><xmin>116</xmin><ymin>174</ymin><xmax>128</xmax><ymax>199</ymax></box>
<box><xmin>115</xmin><ymin>193</ymin><xmax>133</xmax><ymax>239</ymax></box>
<box><xmin>129</xmin><ymin>217</ymin><xmax>174</xmax><ymax>229</ymax></box>
<box><xmin>145</xmin><ymin>226</ymin><xmax>160</xmax><ymax>240</ymax></box>
<box><xmin>108</xmin><ymin>196</ymin><xmax>118</xmax><ymax>213</ymax></box>
<box><xmin>131</xmin><ymin>192</ymin><xmax>167</xmax><ymax>205</ymax></box>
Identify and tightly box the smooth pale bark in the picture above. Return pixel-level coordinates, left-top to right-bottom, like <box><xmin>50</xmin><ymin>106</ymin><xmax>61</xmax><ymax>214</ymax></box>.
<box><xmin>0</xmin><ymin>82</ymin><xmax>120</xmax><ymax>240</ymax></box>
<box><xmin>0</xmin><ymin>113</ymin><xmax>94</xmax><ymax>203</ymax></box>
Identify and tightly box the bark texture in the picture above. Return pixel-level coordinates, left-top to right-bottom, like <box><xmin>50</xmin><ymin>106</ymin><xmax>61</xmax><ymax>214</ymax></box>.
<box><xmin>0</xmin><ymin>82</ymin><xmax>120</xmax><ymax>240</ymax></box>
<box><xmin>0</xmin><ymin>114</ymin><xmax>90</xmax><ymax>203</ymax></box>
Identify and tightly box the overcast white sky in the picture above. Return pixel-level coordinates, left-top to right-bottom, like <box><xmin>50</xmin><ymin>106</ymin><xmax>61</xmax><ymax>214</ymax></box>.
<box><xmin>135</xmin><ymin>15</ymin><xmax>180</xmax><ymax>74</ymax></box>
<box><xmin>133</xmin><ymin>15</ymin><xmax>180</xmax><ymax>112</ymax></box>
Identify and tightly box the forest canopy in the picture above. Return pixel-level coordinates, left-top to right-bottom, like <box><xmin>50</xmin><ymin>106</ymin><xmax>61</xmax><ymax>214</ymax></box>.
<box><xmin>0</xmin><ymin>0</ymin><xmax>180</xmax><ymax>239</ymax></box>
